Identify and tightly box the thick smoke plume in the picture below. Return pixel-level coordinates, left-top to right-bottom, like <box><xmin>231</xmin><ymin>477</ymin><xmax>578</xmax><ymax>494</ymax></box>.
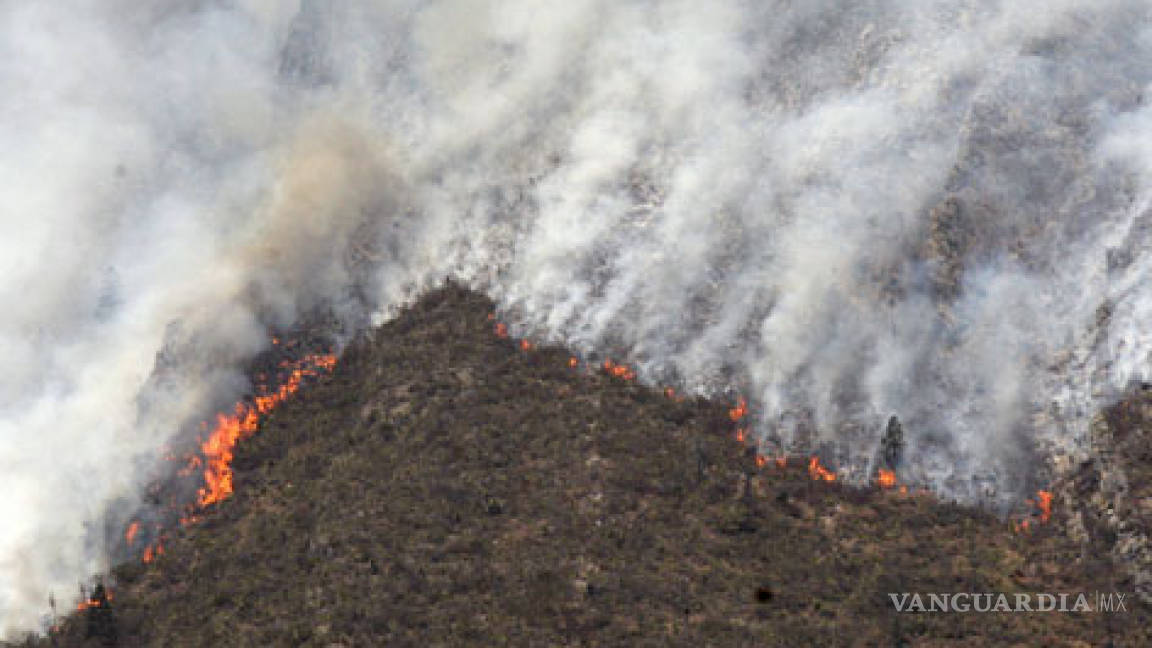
<box><xmin>4</xmin><ymin>0</ymin><xmax>1152</xmax><ymax>636</ymax></box>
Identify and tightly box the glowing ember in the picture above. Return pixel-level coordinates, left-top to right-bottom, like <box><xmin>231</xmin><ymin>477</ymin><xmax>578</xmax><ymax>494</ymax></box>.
<box><xmin>520</xmin><ymin>339</ymin><xmax>533</xmax><ymax>351</ymax></box>
<box><xmin>494</xmin><ymin>322</ymin><xmax>508</xmax><ymax>338</ymax></box>
<box><xmin>808</xmin><ymin>456</ymin><xmax>837</xmax><ymax>482</ymax></box>
<box><xmin>569</xmin><ymin>356</ymin><xmax>579</xmax><ymax>368</ymax></box>
<box><xmin>877</xmin><ymin>469</ymin><xmax>897</xmax><ymax>489</ymax></box>
<box><xmin>728</xmin><ymin>398</ymin><xmax>747</xmax><ymax>422</ymax></box>
<box><xmin>602</xmin><ymin>359</ymin><xmax>636</xmax><ymax>380</ymax></box>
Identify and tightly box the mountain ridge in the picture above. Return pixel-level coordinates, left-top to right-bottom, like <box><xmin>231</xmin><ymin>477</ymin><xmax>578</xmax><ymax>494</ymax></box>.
<box><xmin>17</xmin><ymin>283</ymin><xmax>1150</xmax><ymax>647</ymax></box>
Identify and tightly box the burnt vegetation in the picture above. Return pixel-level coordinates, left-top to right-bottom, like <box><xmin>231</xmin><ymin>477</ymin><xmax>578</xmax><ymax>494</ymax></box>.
<box><xmin>14</xmin><ymin>284</ymin><xmax>1152</xmax><ymax>646</ymax></box>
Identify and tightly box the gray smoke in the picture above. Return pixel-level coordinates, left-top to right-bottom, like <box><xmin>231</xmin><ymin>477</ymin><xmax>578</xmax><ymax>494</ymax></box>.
<box><xmin>4</xmin><ymin>0</ymin><xmax>1152</xmax><ymax>635</ymax></box>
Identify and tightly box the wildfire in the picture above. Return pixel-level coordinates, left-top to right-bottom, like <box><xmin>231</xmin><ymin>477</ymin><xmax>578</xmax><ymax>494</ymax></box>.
<box><xmin>124</xmin><ymin>521</ymin><xmax>140</xmax><ymax>546</ymax></box>
<box><xmin>602</xmin><ymin>359</ymin><xmax>636</xmax><ymax>381</ymax></box>
<box><xmin>877</xmin><ymin>469</ymin><xmax>897</xmax><ymax>489</ymax></box>
<box><xmin>728</xmin><ymin>398</ymin><xmax>747</xmax><ymax>422</ymax></box>
<box><xmin>476</xmin><ymin>313</ymin><xmax>1063</xmax><ymax>536</ymax></box>
<box><xmin>1012</xmin><ymin>490</ymin><xmax>1056</xmax><ymax>533</ymax></box>
<box><xmin>196</xmin><ymin>353</ymin><xmax>336</xmax><ymax>507</ymax></box>
<box><xmin>123</xmin><ymin>348</ymin><xmax>337</xmax><ymax>565</ymax></box>
<box><xmin>75</xmin><ymin>597</ymin><xmax>104</xmax><ymax>612</ymax></box>
<box><xmin>808</xmin><ymin>456</ymin><xmax>837</xmax><ymax>482</ymax></box>
<box><xmin>1036</xmin><ymin>490</ymin><xmax>1052</xmax><ymax>523</ymax></box>
<box><xmin>142</xmin><ymin>543</ymin><xmax>163</xmax><ymax>563</ymax></box>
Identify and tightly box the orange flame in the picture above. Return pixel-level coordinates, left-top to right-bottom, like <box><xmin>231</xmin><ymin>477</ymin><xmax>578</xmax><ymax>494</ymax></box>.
<box><xmin>494</xmin><ymin>323</ymin><xmax>508</xmax><ymax>338</ymax></box>
<box><xmin>195</xmin><ymin>353</ymin><xmax>336</xmax><ymax>508</ymax></box>
<box><xmin>124</xmin><ymin>521</ymin><xmax>140</xmax><ymax>546</ymax></box>
<box><xmin>728</xmin><ymin>398</ymin><xmax>747</xmax><ymax>422</ymax></box>
<box><xmin>755</xmin><ymin>454</ymin><xmax>767</xmax><ymax>468</ymax></box>
<box><xmin>519</xmin><ymin>339</ymin><xmax>534</xmax><ymax>351</ymax></box>
<box><xmin>76</xmin><ymin>590</ymin><xmax>111</xmax><ymax>612</ymax></box>
<box><xmin>877</xmin><ymin>469</ymin><xmax>897</xmax><ymax>489</ymax></box>
<box><xmin>1036</xmin><ymin>490</ymin><xmax>1052</xmax><ymax>523</ymax></box>
<box><xmin>125</xmin><ymin>344</ymin><xmax>401</xmax><ymax>567</ymax></box>
<box><xmin>735</xmin><ymin>428</ymin><xmax>746</xmax><ymax>443</ymax></box>
<box><xmin>602</xmin><ymin>359</ymin><xmax>636</xmax><ymax>380</ymax></box>
<box><xmin>808</xmin><ymin>456</ymin><xmax>837</xmax><ymax>482</ymax></box>
<box><xmin>569</xmin><ymin>356</ymin><xmax>579</xmax><ymax>368</ymax></box>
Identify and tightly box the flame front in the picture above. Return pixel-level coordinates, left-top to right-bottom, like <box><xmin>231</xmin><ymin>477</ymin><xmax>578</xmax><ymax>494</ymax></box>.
<box><xmin>479</xmin><ymin>316</ymin><xmax>1063</xmax><ymax>532</ymax></box>
<box><xmin>196</xmin><ymin>353</ymin><xmax>336</xmax><ymax>507</ymax></box>
<box><xmin>808</xmin><ymin>456</ymin><xmax>837</xmax><ymax>482</ymax></box>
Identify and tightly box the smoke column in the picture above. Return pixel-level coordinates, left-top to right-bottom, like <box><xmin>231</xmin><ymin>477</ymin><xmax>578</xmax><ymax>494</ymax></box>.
<box><xmin>4</xmin><ymin>0</ymin><xmax>1152</xmax><ymax>635</ymax></box>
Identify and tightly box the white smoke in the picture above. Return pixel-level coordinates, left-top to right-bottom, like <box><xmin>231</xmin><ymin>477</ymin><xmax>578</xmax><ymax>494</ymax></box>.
<box><xmin>4</xmin><ymin>0</ymin><xmax>1152</xmax><ymax>636</ymax></box>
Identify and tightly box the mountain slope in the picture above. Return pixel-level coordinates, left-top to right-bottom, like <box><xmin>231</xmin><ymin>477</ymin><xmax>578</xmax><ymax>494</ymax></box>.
<box><xmin>23</xmin><ymin>284</ymin><xmax>1151</xmax><ymax>646</ymax></box>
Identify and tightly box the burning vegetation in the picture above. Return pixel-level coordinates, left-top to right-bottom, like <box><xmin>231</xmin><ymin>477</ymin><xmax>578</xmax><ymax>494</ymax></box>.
<box><xmin>21</xmin><ymin>285</ymin><xmax>1148</xmax><ymax>646</ymax></box>
<box><xmin>195</xmin><ymin>352</ymin><xmax>337</xmax><ymax>508</ymax></box>
<box><xmin>116</xmin><ymin>347</ymin><xmax>338</xmax><ymax>569</ymax></box>
<box><xmin>489</xmin><ymin>315</ymin><xmax>1059</xmax><ymax>533</ymax></box>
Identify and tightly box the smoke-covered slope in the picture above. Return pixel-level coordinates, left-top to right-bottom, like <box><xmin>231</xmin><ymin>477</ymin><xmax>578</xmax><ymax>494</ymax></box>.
<box><xmin>15</xmin><ymin>285</ymin><xmax>1149</xmax><ymax>647</ymax></box>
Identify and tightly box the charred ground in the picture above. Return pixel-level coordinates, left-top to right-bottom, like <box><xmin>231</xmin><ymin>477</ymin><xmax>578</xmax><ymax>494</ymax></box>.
<box><xmin>15</xmin><ymin>284</ymin><xmax>1152</xmax><ymax>646</ymax></box>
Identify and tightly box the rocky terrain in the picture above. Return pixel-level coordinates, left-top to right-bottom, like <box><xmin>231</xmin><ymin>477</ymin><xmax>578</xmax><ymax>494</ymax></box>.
<box><xmin>12</xmin><ymin>284</ymin><xmax>1151</xmax><ymax>646</ymax></box>
<box><xmin>1054</xmin><ymin>389</ymin><xmax>1152</xmax><ymax>608</ymax></box>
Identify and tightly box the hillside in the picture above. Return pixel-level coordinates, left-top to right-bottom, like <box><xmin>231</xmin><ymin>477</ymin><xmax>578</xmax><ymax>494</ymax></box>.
<box><xmin>21</xmin><ymin>284</ymin><xmax>1152</xmax><ymax>646</ymax></box>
